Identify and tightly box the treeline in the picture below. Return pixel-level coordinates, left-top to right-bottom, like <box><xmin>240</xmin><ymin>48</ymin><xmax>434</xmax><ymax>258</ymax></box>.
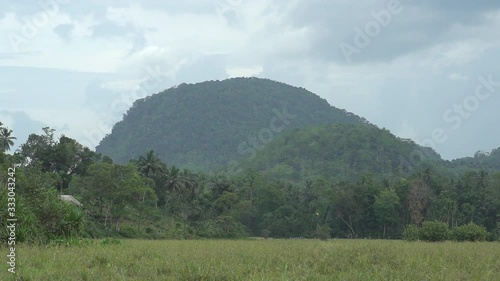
<box><xmin>1</xmin><ymin>125</ymin><xmax>499</xmax><ymax>243</ymax></box>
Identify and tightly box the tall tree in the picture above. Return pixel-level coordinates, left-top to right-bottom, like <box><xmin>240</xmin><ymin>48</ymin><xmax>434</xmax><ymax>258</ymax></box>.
<box><xmin>408</xmin><ymin>176</ymin><xmax>432</xmax><ymax>225</ymax></box>
<box><xmin>0</xmin><ymin>124</ymin><xmax>17</xmax><ymax>152</ymax></box>
<box><xmin>374</xmin><ymin>189</ymin><xmax>400</xmax><ymax>238</ymax></box>
<box><xmin>136</xmin><ymin>150</ymin><xmax>165</xmax><ymax>178</ymax></box>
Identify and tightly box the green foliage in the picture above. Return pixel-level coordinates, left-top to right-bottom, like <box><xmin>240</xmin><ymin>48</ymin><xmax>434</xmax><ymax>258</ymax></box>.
<box><xmin>260</xmin><ymin>229</ymin><xmax>271</xmax><ymax>239</ymax></box>
<box><xmin>0</xmin><ymin>179</ymin><xmax>85</xmax><ymax>245</ymax></box>
<box><xmin>4</xmin><ymin>104</ymin><xmax>500</xmax><ymax>244</ymax></box>
<box><xmin>449</xmin><ymin>147</ymin><xmax>500</xmax><ymax>172</ymax></box>
<box><xmin>451</xmin><ymin>223</ymin><xmax>489</xmax><ymax>242</ymax></box>
<box><xmin>100</xmin><ymin>238</ymin><xmax>123</xmax><ymax>246</ymax></box>
<box><xmin>241</xmin><ymin>124</ymin><xmax>442</xmax><ymax>182</ymax></box>
<box><xmin>314</xmin><ymin>224</ymin><xmax>331</xmax><ymax>240</ymax></box>
<box><xmin>419</xmin><ymin>221</ymin><xmax>449</xmax><ymax>242</ymax></box>
<box><xmin>374</xmin><ymin>189</ymin><xmax>400</xmax><ymax>237</ymax></box>
<box><xmin>494</xmin><ymin>223</ymin><xmax>500</xmax><ymax>241</ymax></box>
<box><xmin>96</xmin><ymin>78</ymin><xmax>368</xmax><ymax>169</ymax></box>
<box><xmin>402</xmin><ymin>225</ymin><xmax>421</xmax><ymax>241</ymax></box>
<box><xmin>0</xmin><ymin>121</ymin><xmax>17</xmax><ymax>152</ymax></box>
<box><xmin>50</xmin><ymin>237</ymin><xmax>95</xmax><ymax>247</ymax></box>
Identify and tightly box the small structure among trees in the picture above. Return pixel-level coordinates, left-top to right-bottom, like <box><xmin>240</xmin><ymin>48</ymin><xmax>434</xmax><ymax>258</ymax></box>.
<box><xmin>59</xmin><ymin>195</ymin><xmax>82</xmax><ymax>207</ymax></box>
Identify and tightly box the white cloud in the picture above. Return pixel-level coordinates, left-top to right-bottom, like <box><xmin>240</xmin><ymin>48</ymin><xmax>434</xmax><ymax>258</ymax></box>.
<box><xmin>100</xmin><ymin>78</ymin><xmax>144</xmax><ymax>92</ymax></box>
<box><xmin>226</xmin><ymin>65</ymin><xmax>263</xmax><ymax>78</ymax></box>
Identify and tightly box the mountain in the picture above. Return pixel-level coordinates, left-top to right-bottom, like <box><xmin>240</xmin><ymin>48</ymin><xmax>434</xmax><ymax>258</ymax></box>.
<box><xmin>239</xmin><ymin>123</ymin><xmax>444</xmax><ymax>182</ymax></box>
<box><xmin>447</xmin><ymin>147</ymin><xmax>500</xmax><ymax>174</ymax></box>
<box><xmin>96</xmin><ymin>77</ymin><xmax>369</xmax><ymax>169</ymax></box>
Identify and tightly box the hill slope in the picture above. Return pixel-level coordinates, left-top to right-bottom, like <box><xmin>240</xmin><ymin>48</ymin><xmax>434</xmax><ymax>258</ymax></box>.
<box><xmin>96</xmin><ymin>78</ymin><xmax>369</xmax><ymax>169</ymax></box>
<box><xmin>447</xmin><ymin>147</ymin><xmax>500</xmax><ymax>174</ymax></box>
<box><xmin>240</xmin><ymin>123</ymin><xmax>444</xmax><ymax>181</ymax></box>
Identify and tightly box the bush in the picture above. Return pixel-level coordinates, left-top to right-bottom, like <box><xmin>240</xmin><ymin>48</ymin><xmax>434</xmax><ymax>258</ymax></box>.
<box><xmin>100</xmin><ymin>238</ymin><xmax>123</xmax><ymax>246</ymax></box>
<box><xmin>315</xmin><ymin>224</ymin><xmax>331</xmax><ymax>241</ymax></box>
<box><xmin>494</xmin><ymin>223</ymin><xmax>500</xmax><ymax>241</ymax></box>
<box><xmin>451</xmin><ymin>223</ymin><xmax>489</xmax><ymax>242</ymax></box>
<box><xmin>420</xmin><ymin>221</ymin><xmax>449</xmax><ymax>242</ymax></box>
<box><xmin>402</xmin><ymin>224</ymin><xmax>420</xmax><ymax>241</ymax></box>
<box><xmin>261</xmin><ymin>229</ymin><xmax>271</xmax><ymax>239</ymax></box>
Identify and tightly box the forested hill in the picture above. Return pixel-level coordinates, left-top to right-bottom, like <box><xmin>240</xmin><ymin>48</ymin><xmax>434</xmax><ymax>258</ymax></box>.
<box><xmin>447</xmin><ymin>148</ymin><xmax>500</xmax><ymax>173</ymax></box>
<box><xmin>240</xmin><ymin>124</ymin><xmax>444</xmax><ymax>182</ymax></box>
<box><xmin>96</xmin><ymin>77</ymin><xmax>369</xmax><ymax>169</ymax></box>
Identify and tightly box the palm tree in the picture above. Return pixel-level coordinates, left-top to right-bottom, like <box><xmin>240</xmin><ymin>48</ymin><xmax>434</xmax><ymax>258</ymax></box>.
<box><xmin>164</xmin><ymin>165</ymin><xmax>184</xmax><ymax>193</ymax></box>
<box><xmin>209</xmin><ymin>173</ymin><xmax>235</xmax><ymax>197</ymax></box>
<box><xmin>136</xmin><ymin>150</ymin><xmax>164</xmax><ymax>178</ymax></box>
<box><xmin>0</xmin><ymin>126</ymin><xmax>16</xmax><ymax>153</ymax></box>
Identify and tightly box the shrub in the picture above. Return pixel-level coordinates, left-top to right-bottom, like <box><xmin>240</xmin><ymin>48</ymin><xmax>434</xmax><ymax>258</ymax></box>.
<box><xmin>451</xmin><ymin>223</ymin><xmax>489</xmax><ymax>242</ymax></box>
<box><xmin>100</xmin><ymin>238</ymin><xmax>122</xmax><ymax>246</ymax></box>
<box><xmin>315</xmin><ymin>224</ymin><xmax>331</xmax><ymax>241</ymax></box>
<box><xmin>261</xmin><ymin>229</ymin><xmax>271</xmax><ymax>239</ymax></box>
<box><xmin>420</xmin><ymin>221</ymin><xmax>449</xmax><ymax>242</ymax></box>
<box><xmin>494</xmin><ymin>223</ymin><xmax>500</xmax><ymax>241</ymax></box>
<box><xmin>402</xmin><ymin>224</ymin><xmax>420</xmax><ymax>241</ymax></box>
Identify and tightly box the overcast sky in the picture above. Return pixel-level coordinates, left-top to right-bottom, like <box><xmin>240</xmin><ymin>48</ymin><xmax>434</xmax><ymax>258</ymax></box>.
<box><xmin>1</xmin><ymin>0</ymin><xmax>500</xmax><ymax>160</ymax></box>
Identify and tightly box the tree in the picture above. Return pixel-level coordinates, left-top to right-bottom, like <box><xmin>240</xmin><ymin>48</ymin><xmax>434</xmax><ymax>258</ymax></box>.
<box><xmin>209</xmin><ymin>173</ymin><xmax>235</xmax><ymax>198</ymax></box>
<box><xmin>408</xmin><ymin>176</ymin><xmax>432</xmax><ymax>225</ymax></box>
<box><xmin>72</xmin><ymin>163</ymin><xmax>156</xmax><ymax>231</ymax></box>
<box><xmin>164</xmin><ymin>165</ymin><xmax>184</xmax><ymax>193</ymax></box>
<box><xmin>0</xmin><ymin>123</ymin><xmax>17</xmax><ymax>152</ymax></box>
<box><xmin>374</xmin><ymin>189</ymin><xmax>400</xmax><ymax>238</ymax></box>
<box><xmin>19</xmin><ymin>130</ymin><xmax>101</xmax><ymax>194</ymax></box>
<box><xmin>332</xmin><ymin>182</ymin><xmax>359</xmax><ymax>238</ymax></box>
<box><xmin>136</xmin><ymin>150</ymin><xmax>165</xmax><ymax>178</ymax></box>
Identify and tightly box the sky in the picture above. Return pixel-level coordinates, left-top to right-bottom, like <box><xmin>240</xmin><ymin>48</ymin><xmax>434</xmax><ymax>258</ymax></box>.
<box><xmin>1</xmin><ymin>0</ymin><xmax>500</xmax><ymax>160</ymax></box>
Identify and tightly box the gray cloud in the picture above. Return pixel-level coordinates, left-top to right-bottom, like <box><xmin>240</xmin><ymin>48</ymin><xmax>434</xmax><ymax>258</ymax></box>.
<box><xmin>281</xmin><ymin>0</ymin><xmax>500</xmax><ymax>64</ymax></box>
<box><xmin>1</xmin><ymin>0</ymin><xmax>499</xmax><ymax>159</ymax></box>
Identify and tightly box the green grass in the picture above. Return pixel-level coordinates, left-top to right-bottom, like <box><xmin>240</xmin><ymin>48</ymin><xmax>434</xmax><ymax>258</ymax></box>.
<box><xmin>1</xmin><ymin>239</ymin><xmax>499</xmax><ymax>280</ymax></box>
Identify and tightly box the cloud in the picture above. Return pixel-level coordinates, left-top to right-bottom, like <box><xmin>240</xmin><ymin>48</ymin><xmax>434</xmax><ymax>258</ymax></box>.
<box><xmin>280</xmin><ymin>0</ymin><xmax>500</xmax><ymax>64</ymax></box>
<box><xmin>0</xmin><ymin>110</ymin><xmax>48</xmax><ymax>152</ymax></box>
<box><xmin>0</xmin><ymin>0</ymin><xmax>499</xmax><ymax>160</ymax></box>
<box><xmin>226</xmin><ymin>65</ymin><xmax>263</xmax><ymax>78</ymax></box>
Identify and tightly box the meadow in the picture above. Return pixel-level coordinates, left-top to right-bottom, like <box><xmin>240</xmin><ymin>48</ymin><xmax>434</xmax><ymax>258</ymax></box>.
<box><xmin>1</xmin><ymin>239</ymin><xmax>499</xmax><ymax>281</ymax></box>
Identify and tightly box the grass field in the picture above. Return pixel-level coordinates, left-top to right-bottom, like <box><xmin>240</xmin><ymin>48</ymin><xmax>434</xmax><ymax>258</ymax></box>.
<box><xmin>1</xmin><ymin>239</ymin><xmax>499</xmax><ymax>280</ymax></box>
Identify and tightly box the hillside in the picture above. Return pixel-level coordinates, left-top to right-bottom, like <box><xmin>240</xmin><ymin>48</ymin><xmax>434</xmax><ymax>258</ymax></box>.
<box><xmin>447</xmin><ymin>147</ymin><xmax>500</xmax><ymax>174</ymax></box>
<box><xmin>96</xmin><ymin>78</ymin><xmax>369</xmax><ymax>169</ymax></box>
<box><xmin>239</xmin><ymin>123</ymin><xmax>444</xmax><ymax>181</ymax></box>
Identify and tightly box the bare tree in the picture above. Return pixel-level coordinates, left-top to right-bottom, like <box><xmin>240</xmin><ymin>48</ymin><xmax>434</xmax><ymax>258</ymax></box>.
<box><xmin>408</xmin><ymin>177</ymin><xmax>432</xmax><ymax>225</ymax></box>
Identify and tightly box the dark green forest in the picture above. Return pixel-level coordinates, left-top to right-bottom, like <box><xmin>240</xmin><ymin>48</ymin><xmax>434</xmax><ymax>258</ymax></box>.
<box><xmin>1</xmin><ymin>78</ymin><xmax>499</xmax><ymax>243</ymax></box>
<box><xmin>96</xmin><ymin>78</ymin><xmax>369</xmax><ymax>170</ymax></box>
